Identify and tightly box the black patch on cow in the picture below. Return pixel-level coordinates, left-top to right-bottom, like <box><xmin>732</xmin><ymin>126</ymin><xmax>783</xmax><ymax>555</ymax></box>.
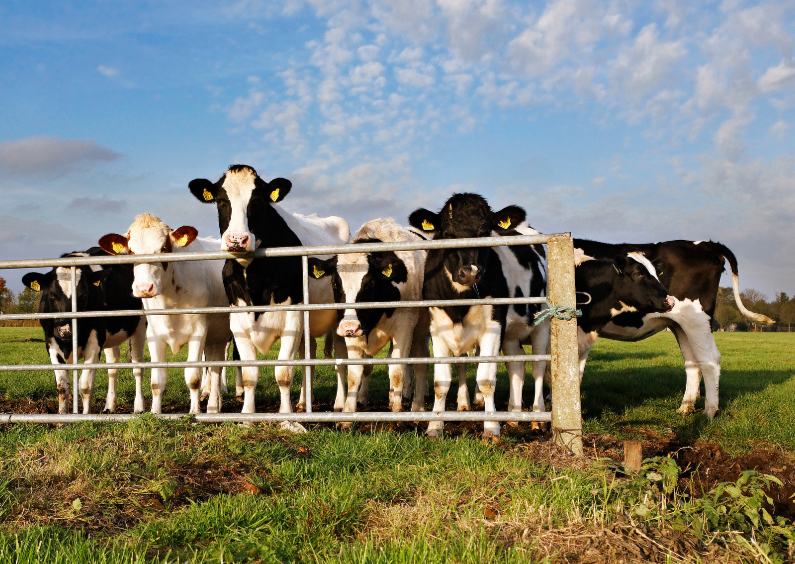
<box><xmin>350</xmin><ymin>251</ymin><xmax>408</xmax><ymax>336</ymax></box>
<box><xmin>610</xmin><ymin>311</ymin><xmax>647</xmax><ymax>328</ymax></box>
<box><xmin>513</xmin><ymin>286</ymin><xmax>526</xmax><ymax>317</ymax></box>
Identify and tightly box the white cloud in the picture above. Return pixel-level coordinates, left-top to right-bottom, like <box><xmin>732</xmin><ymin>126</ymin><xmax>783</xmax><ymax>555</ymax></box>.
<box><xmin>0</xmin><ymin>137</ymin><xmax>122</xmax><ymax>177</ymax></box>
<box><xmin>758</xmin><ymin>61</ymin><xmax>795</xmax><ymax>93</ymax></box>
<box><xmin>394</xmin><ymin>63</ymin><xmax>435</xmax><ymax>87</ymax></box>
<box><xmin>98</xmin><ymin>65</ymin><xmax>118</xmax><ymax>78</ymax></box>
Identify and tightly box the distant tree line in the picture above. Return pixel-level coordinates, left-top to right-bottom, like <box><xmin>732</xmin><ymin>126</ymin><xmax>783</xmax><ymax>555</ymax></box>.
<box><xmin>0</xmin><ymin>276</ymin><xmax>41</xmax><ymax>327</ymax></box>
<box><xmin>714</xmin><ymin>287</ymin><xmax>795</xmax><ymax>332</ymax></box>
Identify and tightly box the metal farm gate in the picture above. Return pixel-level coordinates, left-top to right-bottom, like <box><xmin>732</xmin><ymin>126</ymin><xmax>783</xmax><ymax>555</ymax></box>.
<box><xmin>0</xmin><ymin>233</ymin><xmax>583</xmax><ymax>455</ymax></box>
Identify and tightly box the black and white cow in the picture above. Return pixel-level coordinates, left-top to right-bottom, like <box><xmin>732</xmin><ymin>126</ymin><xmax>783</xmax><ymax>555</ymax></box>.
<box><xmin>188</xmin><ymin>165</ymin><xmax>349</xmax><ymax>429</ymax></box>
<box><xmin>22</xmin><ymin>248</ymin><xmax>146</xmax><ymax>414</ymax></box>
<box><xmin>408</xmin><ymin>193</ymin><xmax>549</xmax><ymax>438</ymax></box>
<box><xmin>309</xmin><ymin>218</ymin><xmax>430</xmax><ymax>415</ymax></box>
<box><xmin>574</xmin><ymin>239</ymin><xmax>774</xmax><ymax>418</ymax></box>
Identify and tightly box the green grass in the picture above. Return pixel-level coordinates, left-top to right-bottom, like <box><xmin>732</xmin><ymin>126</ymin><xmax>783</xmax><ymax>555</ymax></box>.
<box><xmin>1</xmin><ymin>328</ymin><xmax>795</xmax><ymax>562</ymax></box>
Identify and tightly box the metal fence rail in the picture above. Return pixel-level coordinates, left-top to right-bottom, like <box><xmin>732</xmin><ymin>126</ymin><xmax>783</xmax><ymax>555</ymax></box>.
<box><xmin>0</xmin><ymin>232</ymin><xmax>583</xmax><ymax>454</ymax></box>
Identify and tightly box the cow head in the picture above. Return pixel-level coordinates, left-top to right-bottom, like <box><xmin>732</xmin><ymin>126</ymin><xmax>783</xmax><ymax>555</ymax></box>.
<box><xmin>188</xmin><ymin>164</ymin><xmax>292</xmax><ymax>256</ymax></box>
<box><xmin>99</xmin><ymin>214</ymin><xmax>197</xmax><ymax>299</ymax></box>
<box><xmin>309</xmin><ymin>244</ymin><xmax>408</xmax><ymax>338</ymax></box>
<box><xmin>615</xmin><ymin>253</ymin><xmax>676</xmax><ymax>313</ymax></box>
<box><xmin>408</xmin><ymin>193</ymin><xmax>525</xmax><ymax>288</ymax></box>
<box><xmin>22</xmin><ymin>253</ymin><xmax>109</xmax><ymax>340</ymax></box>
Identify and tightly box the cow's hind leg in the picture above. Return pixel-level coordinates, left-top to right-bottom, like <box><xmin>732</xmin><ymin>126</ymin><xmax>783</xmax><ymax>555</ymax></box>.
<box><xmin>103</xmin><ymin>346</ymin><xmax>121</xmax><ymax>413</ymax></box>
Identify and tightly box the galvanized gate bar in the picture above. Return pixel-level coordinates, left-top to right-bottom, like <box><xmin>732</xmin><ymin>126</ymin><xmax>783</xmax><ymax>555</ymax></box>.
<box><xmin>0</xmin><ymin>411</ymin><xmax>552</xmax><ymax>424</ymax></box>
<box><xmin>0</xmin><ymin>354</ymin><xmax>553</xmax><ymax>372</ymax></box>
<box><xmin>547</xmin><ymin>234</ymin><xmax>583</xmax><ymax>455</ymax></box>
<box><xmin>301</xmin><ymin>255</ymin><xmax>312</xmax><ymax>413</ymax></box>
<box><xmin>71</xmin><ymin>266</ymin><xmax>78</xmax><ymax>414</ymax></box>
<box><xmin>0</xmin><ymin>296</ymin><xmax>549</xmax><ymax>321</ymax></box>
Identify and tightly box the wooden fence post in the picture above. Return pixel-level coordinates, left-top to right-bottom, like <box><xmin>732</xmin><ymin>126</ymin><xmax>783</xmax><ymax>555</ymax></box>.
<box><xmin>547</xmin><ymin>233</ymin><xmax>583</xmax><ymax>455</ymax></box>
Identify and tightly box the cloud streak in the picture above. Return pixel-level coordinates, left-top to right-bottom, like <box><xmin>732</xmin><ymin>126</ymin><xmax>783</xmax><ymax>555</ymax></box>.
<box><xmin>0</xmin><ymin>137</ymin><xmax>122</xmax><ymax>177</ymax></box>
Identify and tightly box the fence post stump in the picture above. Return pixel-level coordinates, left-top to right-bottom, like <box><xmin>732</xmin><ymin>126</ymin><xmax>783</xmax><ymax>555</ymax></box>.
<box><xmin>547</xmin><ymin>233</ymin><xmax>583</xmax><ymax>455</ymax></box>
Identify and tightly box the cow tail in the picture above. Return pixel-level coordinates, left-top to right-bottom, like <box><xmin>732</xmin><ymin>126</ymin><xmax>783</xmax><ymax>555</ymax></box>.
<box><xmin>701</xmin><ymin>241</ymin><xmax>775</xmax><ymax>324</ymax></box>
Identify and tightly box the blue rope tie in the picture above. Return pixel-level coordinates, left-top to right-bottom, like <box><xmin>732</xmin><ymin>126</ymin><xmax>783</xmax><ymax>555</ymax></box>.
<box><xmin>533</xmin><ymin>299</ymin><xmax>582</xmax><ymax>326</ymax></box>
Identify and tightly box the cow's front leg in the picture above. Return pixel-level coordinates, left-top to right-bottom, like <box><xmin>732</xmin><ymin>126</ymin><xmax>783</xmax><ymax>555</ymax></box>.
<box><xmin>477</xmin><ymin>325</ymin><xmax>502</xmax><ymax>439</ymax></box>
<box><xmin>502</xmin><ymin>339</ymin><xmax>525</xmax><ymax>427</ymax></box>
<box><xmin>203</xmin><ymin>339</ymin><xmax>226</xmax><ymax>414</ymax></box>
<box><xmin>185</xmin><ymin>334</ymin><xmax>207</xmax><ymax>414</ymax></box>
<box><xmin>428</xmin><ymin>337</ymin><xmax>452</xmax><ymax>438</ymax></box>
<box><xmin>342</xmin><ymin>339</ymin><xmax>366</xmax><ymax>416</ymax></box>
<box><xmin>456</xmin><ymin>361</ymin><xmax>470</xmax><ymax>411</ymax></box>
<box><xmin>671</xmin><ymin>324</ymin><xmax>702</xmax><ymax>415</ymax></box>
<box><xmin>234</xmin><ymin>333</ymin><xmax>260</xmax><ymax>414</ymax></box>
<box><xmin>49</xmin><ymin>347</ymin><xmax>70</xmax><ymax>414</ymax></box>
<box><xmin>409</xmin><ymin>330</ymin><xmax>429</xmax><ymax>412</ymax></box>
<box><xmin>80</xmin><ymin>335</ymin><xmax>102</xmax><ymax>414</ymax></box>
<box><xmin>130</xmin><ymin>318</ymin><xmax>147</xmax><ymax>414</ymax></box>
<box><xmin>296</xmin><ymin>336</ymin><xmax>317</xmax><ymax>412</ymax></box>
<box><xmin>149</xmin><ymin>339</ymin><xmax>169</xmax><ymax>414</ymax></box>
<box><xmin>103</xmin><ymin>346</ymin><xmax>121</xmax><ymax>413</ymax></box>
<box><xmin>388</xmin><ymin>327</ymin><xmax>414</xmax><ymax>412</ymax></box>
<box><xmin>332</xmin><ymin>332</ymin><xmax>348</xmax><ymax>412</ymax></box>
<box><xmin>276</xmin><ymin>313</ymin><xmax>305</xmax><ymax>432</ymax></box>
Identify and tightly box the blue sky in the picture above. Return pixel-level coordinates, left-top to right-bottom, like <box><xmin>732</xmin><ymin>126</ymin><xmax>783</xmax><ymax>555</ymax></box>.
<box><xmin>1</xmin><ymin>0</ymin><xmax>794</xmax><ymax>298</ymax></box>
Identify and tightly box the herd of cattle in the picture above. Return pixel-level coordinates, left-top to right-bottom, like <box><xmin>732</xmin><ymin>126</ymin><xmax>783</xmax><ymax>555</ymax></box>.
<box><xmin>19</xmin><ymin>164</ymin><xmax>773</xmax><ymax>437</ymax></box>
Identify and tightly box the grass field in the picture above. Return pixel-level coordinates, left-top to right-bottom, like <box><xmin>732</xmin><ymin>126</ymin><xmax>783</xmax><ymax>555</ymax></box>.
<box><xmin>0</xmin><ymin>328</ymin><xmax>794</xmax><ymax>562</ymax></box>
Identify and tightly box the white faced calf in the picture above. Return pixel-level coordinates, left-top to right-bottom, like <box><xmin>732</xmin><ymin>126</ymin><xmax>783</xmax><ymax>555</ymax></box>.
<box><xmin>100</xmin><ymin>214</ymin><xmax>231</xmax><ymax>414</ymax></box>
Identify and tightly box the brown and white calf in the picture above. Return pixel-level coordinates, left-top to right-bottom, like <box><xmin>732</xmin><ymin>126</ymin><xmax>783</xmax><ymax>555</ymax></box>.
<box><xmin>99</xmin><ymin>214</ymin><xmax>231</xmax><ymax>413</ymax></box>
<box><xmin>309</xmin><ymin>218</ymin><xmax>429</xmax><ymax>415</ymax></box>
<box><xmin>188</xmin><ymin>165</ymin><xmax>349</xmax><ymax>430</ymax></box>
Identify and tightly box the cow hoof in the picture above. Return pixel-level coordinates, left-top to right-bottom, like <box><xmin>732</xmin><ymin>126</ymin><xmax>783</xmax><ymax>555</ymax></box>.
<box><xmin>482</xmin><ymin>432</ymin><xmax>500</xmax><ymax>444</ymax></box>
<box><xmin>473</xmin><ymin>401</ymin><xmax>485</xmax><ymax>409</ymax></box>
<box><xmin>704</xmin><ymin>407</ymin><xmax>720</xmax><ymax>419</ymax></box>
<box><xmin>457</xmin><ymin>405</ymin><xmax>469</xmax><ymax>412</ymax></box>
<box><xmin>677</xmin><ymin>403</ymin><xmax>696</xmax><ymax>415</ymax></box>
<box><xmin>279</xmin><ymin>421</ymin><xmax>308</xmax><ymax>433</ymax></box>
<box><xmin>426</xmin><ymin>426</ymin><xmax>444</xmax><ymax>438</ymax></box>
<box><xmin>531</xmin><ymin>421</ymin><xmax>550</xmax><ymax>432</ymax></box>
<box><xmin>337</xmin><ymin>421</ymin><xmax>353</xmax><ymax>430</ymax></box>
<box><xmin>236</xmin><ymin>395</ymin><xmax>244</xmax><ymax>403</ymax></box>
<box><xmin>200</xmin><ymin>392</ymin><xmax>208</xmax><ymax>402</ymax></box>
<box><xmin>295</xmin><ymin>405</ymin><xmax>305</xmax><ymax>413</ymax></box>
<box><xmin>411</xmin><ymin>403</ymin><xmax>425</xmax><ymax>413</ymax></box>
<box><xmin>507</xmin><ymin>421</ymin><xmax>520</xmax><ymax>429</ymax></box>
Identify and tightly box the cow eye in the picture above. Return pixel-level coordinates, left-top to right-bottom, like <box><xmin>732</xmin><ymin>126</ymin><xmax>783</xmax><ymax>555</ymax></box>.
<box><xmin>160</xmin><ymin>245</ymin><xmax>168</xmax><ymax>253</ymax></box>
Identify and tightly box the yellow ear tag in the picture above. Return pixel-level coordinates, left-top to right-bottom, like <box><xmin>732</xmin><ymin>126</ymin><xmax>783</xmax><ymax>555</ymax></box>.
<box><xmin>270</xmin><ymin>189</ymin><xmax>279</xmax><ymax>202</ymax></box>
<box><xmin>313</xmin><ymin>265</ymin><xmax>325</xmax><ymax>278</ymax></box>
<box><xmin>93</xmin><ymin>280</ymin><xmax>101</xmax><ymax>286</ymax></box>
<box><xmin>382</xmin><ymin>264</ymin><xmax>393</xmax><ymax>277</ymax></box>
<box><xmin>112</xmin><ymin>242</ymin><xmax>125</xmax><ymax>254</ymax></box>
<box><xmin>31</xmin><ymin>281</ymin><xmax>40</xmax><ymax>292</ymax></box>
<box><xmin>497</xmin><ymin>218</ymin><xmax>511</xmax><ymax>229</ymax></box>
<box><xmin>421</xmin><ymin>219</ymin><xmax>434</xmax><ymax>231</ymax></box>
<box><xmin>176</xmin><ymin>234</ymin><xmax>189</xmax><ymax>247</ymax></box>
<box><xmin>202</xmin><ymin>188</ymin><xmax>214</xmax><ymax>201</ymax></box>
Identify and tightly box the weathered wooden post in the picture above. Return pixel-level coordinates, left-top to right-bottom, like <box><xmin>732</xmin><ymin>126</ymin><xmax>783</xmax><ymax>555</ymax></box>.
<box><xmin>547</xmin><ymin>233</ymin><xmax>583</xmax><ymax>455</ymax></box>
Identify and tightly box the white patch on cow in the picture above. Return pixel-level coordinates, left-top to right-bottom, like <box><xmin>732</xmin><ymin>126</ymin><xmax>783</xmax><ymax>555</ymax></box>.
<box><xmin>574</xmin><ymin>248</ymin><xmax>594</xmax><ymax>266</ymax></box>
<box><xmin>627</xmin><ymin>252</ymin><xmax>659</xmax><ymax>281</ymax></box>
<box><xmin>220</xmin><ymin>168</ymin><xmax>257</xmax><ymax>251</ymax></box>
<box><xmin>336</xmin><ymin>253</ymin><xmax>369</xmax><ymax>324</ymax></box>
<box><xmin>444</xmin><ymin>266</ymin><xmax>472</xmax><ymax>293</ymax></box>
<box><xmin>693</xmin><ymin>241</ymin><xmax>703</xmax><ymax>245</ymax></box>
<box><xmin>55</xmin><ymin>267</ymin><xmax>81</xmax><ymax>299</ymax></box>
<box><xmin>610</xmin><ymin>301</ymin><xmax>638</xmax><ymax>317</ymax></box>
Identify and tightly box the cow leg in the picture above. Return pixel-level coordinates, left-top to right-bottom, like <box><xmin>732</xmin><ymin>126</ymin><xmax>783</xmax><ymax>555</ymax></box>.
<box><xmin>185</xmin><ymin>334</ymin><xmax>207</xmax><ymax>414</ymax></box>
<box><xmin>234</xmin><ymin>333</ymin><xmax>260</xmax><ymax>415</ymax></box>
<box><xmin>333</xmin><ymin>332</ymin><xmax>347</xmax><ymax>412</ymax></box>
<box><xmin>671</xmin><ymin>325</ymin><xmax>701</xmax><ymax>415</ymax></box>
<box><xmin>276</xmin><ymin>312</ymin><xmax>306</xmax><ymax>432</ymax></box>
<box><xmin>204</xmin><ymin>339</ymin><xmax>226</xmax><ymax>414</ymax></box>
<box><xmin>342</xmin><ymin>340</ymin><xmax>366</xmax><ymax>426</ymax></box>
<box><xmin>357</xmin><ymin>361</ymin><xmax>374</xmax><ymax>406</ymax></box>
<box><xmin>388</xmin><ymin>327</ymin><xmax>413</xmax><ymax>412</ymax></box>
<box><xmin>130</xmin><ymin>319</ymin><xmax>147</xmax><ymax>414</ymax></box>
<box><xmin>296</xmin><ymin>336</ymin><xmax>317</xmax><ymax>412</ymax></box>
<box><xmin>149</xmin><ymin>339</ymin><xmax>169</xmax><ymax>414</ymax></box>
<box><xmin>529</xmin><ymin>322</ymin><xmax>551</xmax><ymax>430</ymax></box>
<box><xmin>577</xmin><ymin>329</ymin><xmax>599</xmax><ymax>384</ymax></box>
<box><xmin>427</xmin><ymin>336</ymin><xmax>453</xmax><ymax>438</ymax></box>
<box><xmin>670</xmin><ymin>305</ymin><xmax>721</xmax><ymax>418</ymax></box>
<box><xmin>502</xmin><ymin>339</ymin><xmax>525</xmax><ymax>427</ymax></box>
<box><xmin>477</xmin><ymin>324</ymin><xmax>502</xmax><ymax>439</ymax></box>
<box><xmin>409</xmin><ymin>329</ymin><xmax>429</xmax><ymax>412</ymax></box>
<box><xmin>49</xmin><ymin>347</ymin><xmax>70</xmax><ymax>414</ymax></box>
<box><xmin>456</xmin><ymin>361</ymin><xmax>470</xmax><ymax>411</ymax></box>
<box><xmin>79</xmin><ymin>334</ymin><xmax>102</xmax><ymax>414</ymax></box>
<box><xmin>103</xmin><ymin>346</ymin><xmax>121</xmax><ymax>413</ymax></box>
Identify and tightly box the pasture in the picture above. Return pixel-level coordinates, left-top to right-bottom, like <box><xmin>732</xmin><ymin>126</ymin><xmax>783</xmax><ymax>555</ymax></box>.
<box><xmin>0</xmin><ymin>327</ymin><xmax>794</xmax><ymax>562</ymax></box>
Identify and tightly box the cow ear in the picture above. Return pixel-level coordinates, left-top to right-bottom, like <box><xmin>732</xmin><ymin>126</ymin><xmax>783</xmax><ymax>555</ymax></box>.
<box><xmin>189</xmin><ymin>178</ymin><xmax>218</xmax><ymax>203</ymax></box>
<box><xmin>172</xmin><ymin>226</ymin><xmax>199</xmax><ymax>248</ymax></box>
<box><xmin>308</xmin><ymin>257</ymin><xmax>336</xmax><ymax>279</ymax></box>
<box><xmin>374</xmin><ymin>253</ymin><xmax>408</xmax><ymax>284</ymax></box>
<box><xmin>613</xmin><ymin>255</ymin><xmax>627</xmax><ymax>275</ymax></box>
<box><xmin>99</xmin><ymin>234</ymin><xmax>130</xmax><ymax>255</ymax></box>
<box><xmin>89</xmin><ymin>268</ymin><xmax>112</xmax><ymax>287</ymax></box>
<box><xmin>492</xmin><ymin>205</ymin><xmax>526</xmax><ymax>233</ymax></box>
<box><xmin>408</xmin><ymin>209</ymin><xmax>440</xmax><ymax>234</ymax></box>
<box><xmin>265</xmin><ymin>177</ymin><xmax>292</xmax><ymax>203</ymax></box>
<box><xmin>22</xmin><ymin>272</ymin><xmax>46</xmax><ymax>292</ymax></box>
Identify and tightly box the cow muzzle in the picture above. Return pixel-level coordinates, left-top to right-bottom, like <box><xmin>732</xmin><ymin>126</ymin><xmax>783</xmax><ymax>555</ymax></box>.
<box><xmin>224</xmin><ymin>232</ymin><xmax>252</xmax><ymax>253</ymax></box>
<box><xmin>456</xmin><ymin>265</ymin><xmax>480</xmax><ymax>286</ymax></box>
<box><xmin>664</xmin><ymin>296</ymin><xmax>676</xmax><ymax>311</ymax></box>
<box><xmin>338</xmin><ymin>320</ymin><xmax>363</xmax><ymax>338</ymax></box>
<box><xmin>56</xmin><ymin>324</ymin><xmax>72</xmax><ymax>339</ymax></box>
<box><xmin>134</xmin><ymin>282</ymin><xmax>158</xmax><ymax>298</ymax></box>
